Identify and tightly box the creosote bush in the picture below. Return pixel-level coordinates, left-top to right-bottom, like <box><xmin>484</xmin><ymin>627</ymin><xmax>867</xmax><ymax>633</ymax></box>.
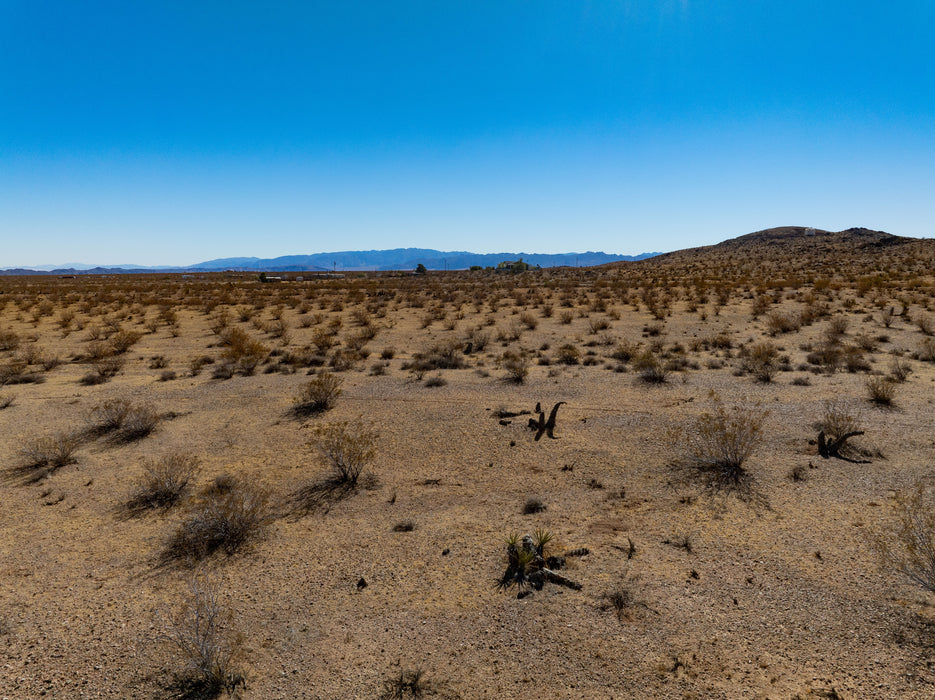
<box><xmin>293</xmin><ymin>371</ymin><xmax>342</xmax><ymax>415</ymax></box>
<box><xmin>878</xmin><ymin>481</ymin><xmax>935</xmax><ymax>593</ymax></box>
<box><xmin>11</xmin><ymin>431</ymin><xmax>81</xmax><ymax>481</ymax></box>
<box><xmin>160</xmin><ymin>575</ymin><xmax>245</xmax><ymax>697</ymax></box>
<box><xmin>164</xmin><ymin>476</ymin><xmax>269</xmax><ymax>563</ymax></box>
<box><xmin>126</xmin><ymin>454</ymin><xmax>199</xmax><ymax>513</ymax></box>
<box><xmin>89</xmin><ymin>398</ymin><xmax>160</xmax><ymax>442</ymax></box>
<box><xmin>671</xmin><ymin>398</ymin><xmax>768</xmax><ymax>490</ymax></box>
<box><xmin>309</xmin><ymin>419</ymin><xmax>378</xmax><ymax>486</ymax></box>
<box><xmin>866</xmin><ymin>375</ymin><xmax>897</xmax><ymax>405</ymax></box>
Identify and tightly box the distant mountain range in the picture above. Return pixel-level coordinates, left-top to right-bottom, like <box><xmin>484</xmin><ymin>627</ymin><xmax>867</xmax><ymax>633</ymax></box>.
<box><xmin>0</xmin><ymin>248</ymin><xmax>660</xmax><ymax>275</ymax></box>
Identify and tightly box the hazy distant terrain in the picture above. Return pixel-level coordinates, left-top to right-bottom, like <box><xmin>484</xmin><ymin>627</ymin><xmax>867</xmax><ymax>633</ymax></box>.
<box><xmin>1</xmin><ymin>248</ymin><xmax>660</xmax><ymax>275</ymax></box>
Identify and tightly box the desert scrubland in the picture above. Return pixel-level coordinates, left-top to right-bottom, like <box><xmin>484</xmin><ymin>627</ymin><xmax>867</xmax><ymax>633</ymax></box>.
<box><xmin>3</xmin><ymin>227</ymin><xmax>935</xmax><ymax>699</ymax></box>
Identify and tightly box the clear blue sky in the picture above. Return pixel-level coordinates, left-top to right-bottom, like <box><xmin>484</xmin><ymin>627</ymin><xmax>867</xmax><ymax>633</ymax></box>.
<box><xmin>2</xmin><ymin>1</ymin><xmax>934</xmax><ymax>266</ymax></box>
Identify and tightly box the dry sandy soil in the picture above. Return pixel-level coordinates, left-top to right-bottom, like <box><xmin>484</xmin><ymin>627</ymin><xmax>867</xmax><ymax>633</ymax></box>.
<box><xmin>3</xmin><ymin>228</ymin><xmax>935</xmax><ymax>699</ymax></box>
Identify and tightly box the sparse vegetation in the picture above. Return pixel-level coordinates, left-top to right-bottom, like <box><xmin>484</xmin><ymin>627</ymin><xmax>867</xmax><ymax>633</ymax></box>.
<box><xmin>309</xmin><ymin>419</ymin><xmax>378</xmax><ymax>486</ymax></box>
<box><xmin>164</xmin><ymin>476</ymin><xmax>269</xmax><ymax>563</ymax></box>
<box><xmin>292</xmin><ymin>371</ymin><xmax>343</xmax><ymax>415</ymax></box>
<box><xmin>125</xmin><ymin>454</ymin><xmax>200</xmax><ymax>513</ymax></box>
<box><xmin>671</xmin><ymin>399</ymin><xmax>768</xmax><ymax>491</ymax></box>
<box><xmin>160</xmin><ymin>575</ymin><xmax>245</xmax><ymax>697</ymax></box>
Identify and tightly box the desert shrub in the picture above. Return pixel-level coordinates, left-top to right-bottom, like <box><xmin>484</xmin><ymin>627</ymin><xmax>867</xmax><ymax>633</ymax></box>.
<box><xmin>292</xmin><ymin>372</ymin><xmax>342</xmax><ymax>415</ymax></box>
<box><xmin>126</xmin><ymin>454</ymin><xmax>199</xmax><ymax>513</ymax></box>
<box><xmin>0</xmin><ymin>329</ymin><xmax>20</xmax><ymax>351</ymax></box>
<box><xmin>219</xmin><ymin>326</ymin><xmax>268</xmax><ymax>375</ymax></box>
<box><xmin>309</xmin><ymin>419</ymin><xmax>378</xmax><ymax>486</ymax></box>
<box><xmin>588</xmin><ymin>316</ymin><xmax>611</xmax><ymax>334</ymax></box>
<box><xmin>392</xmin><ymin>520</ymin><xmax>416</xmax><ymax>532</ymax></box>
<box><xmin>405</xmin><ymin>339</ymin><xmax>464</xmax><ymax>375</ymax></box>
<box><xmin>380</xmin><ymin>667</ymin><xmax>431</xmax><ymax>700</ymax></box>
<box><xmin>523</xmin><ymin>497</ymin><xmax>546</xmax><ymax>514</ymax></box>
<box><xmin>765</xmin><ymin>311</ymin><xmax>800</xmax><ymax>336</ymax></box>
<box><xmin>424</xmin><ymin>374</ymin><xmax>447</xmax><ymax>388</ymax></box>
<box><xmin>165</xmin><ymin>477</ymin><xmax>269</xmax><ymax>562</ymax></box>
<box><xmin>158</xmin><ymin>369</ymin><xmax>177</xmax><ymax>382</ymax></box>
<box><xmin>149</xmin><ymin>355</ymin><xmax>169</xmax><ymax>369</ymax></box>
<box><xmin>878</xmin><ymin>482</ymin><xmax>935</xmax><ymax>594</ymax></box>
<box><xmin>89</xmin><ymin>399</ymin><xmax>159</xmax><ymax>442</ymax></box>
<box><xmin>463</xmin><ymin>326</ymin><xmax>490</xmax><ymax>354</ymax></box>
<box><xmin>501</xmin><ymin>351</ymin><xmax>529</xmax><ymax>384</ymax></box>
<box><xmin>915</xmin><ymin>337</ymin><xmax>935</xmax><ymax>362</ymax></box>
<box><xmin>634</xmin><ymin>350</ymin><xmax>668</xmax><ymax>384</ymax></box>
<box><xmin>556</xmin><ymin>343</ymin><xmax>580</xmax><ymax>365</ymax></box>
<box><xmin>109</xmin><ymin>328</ymin><xmax>142</xmax><ymax>354</ymax></box>
<box><xmin>671</xmin><ymin>399</ymin><xmax>768</xmax><ymax>490</ymax></box>
<box><xmin>0</xmin><ymin>392</ymin><xmax>14</xmax><ymax>410</ymax></box>
<box><xmin>739</xmin><ymin>341</ymin><xmax>779</xmax><ymax>382</ymax></box>
<box><xmin>160</xmin><ymin>576</ymin><xmax>245</xmax><ymax>697</ymax></box>
<box><xmin>866</xmin><ymin>376</ymin><xmax>897</xmax><ymax>405</ymax></box>
<box><xmin>610</xmin><ymin>341</ymin><xmax>638</xmax><ymax>363</ymax></box>
<box><xmin>12</xmin><ymin>432</ymin><xmax>80</xmax><ymax>481</ymax></box>
<box><xmin>817</xmin><ymin>399</ymin><xmax>862</xmax><ymax>443</ymax></box>
<box><xmin>914</xmin><ymin>314</ymin><xmax>934</xmax><ymax>336</ymax></box>
<box><xmin>889</xmin><ymin>358</ymin><xmax>912</xmax><ymax>382</ymax></box>
<box><xmin>519</xmin><ymin>312</ymin><xmax>538</xmax><ymax>330</ymax></box>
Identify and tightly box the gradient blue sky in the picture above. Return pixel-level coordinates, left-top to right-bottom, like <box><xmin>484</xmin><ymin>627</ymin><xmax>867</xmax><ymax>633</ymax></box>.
<box><xmin>2</xmin><ymin>1</ymin><xmax>934</xmax><ymax>267</ymax></box>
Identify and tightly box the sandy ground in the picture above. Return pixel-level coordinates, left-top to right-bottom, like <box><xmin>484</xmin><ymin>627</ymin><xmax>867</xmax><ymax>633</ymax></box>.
<box><xmin>2</xmin><ymin>271</ymin><xmax>935</xmax><ymax>699</ymax></box>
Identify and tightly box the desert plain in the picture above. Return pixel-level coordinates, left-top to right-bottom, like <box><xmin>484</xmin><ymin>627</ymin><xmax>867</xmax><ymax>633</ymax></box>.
<box><xmin>3</xmin><ymin>227</ymin><xmax>935</xmax><ymax>699</ymax></box>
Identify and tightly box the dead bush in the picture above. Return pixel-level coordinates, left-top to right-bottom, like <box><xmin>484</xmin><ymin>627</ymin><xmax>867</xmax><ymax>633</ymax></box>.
<box><xmin>501</xmin><ymin>351</ymin><xmax>529</xmax><ymax>384</ymax></box>
<box><xmin>219</xmin><ymin>327</ymin><xmax>268</xmax><ymax>375</ymax></box>
<box><xmin>634</xmin><ymin>350</ymin><xmax>668</xmax><ymax>384</ymax></box>
<box><xmin>292</xmin><ymin>372</ymin><xmax>342</xmax><ymax>415</ymax></box>
<box><xmin>866</xmin><ymin>376</ymin><xmax>897</xmax><ymax>406</ymax></box>
<box><xmin>740</xmin><ymin>341</ymin><xmax>779</xmax><ymax>382</ymax></box>
<box><xmin>556</xmin><ymin>343</ymin><xmax>580</xmax><ymax>365</ymax></box>
<box><xmin>89</xmin><ymin>399</ymin><xmax>159</xmax><ymax>442</ymax></box>
<box><xmin>9</xmin><ymin>432</ymin><xmax>81</xmax><ymax>482</ymax></box>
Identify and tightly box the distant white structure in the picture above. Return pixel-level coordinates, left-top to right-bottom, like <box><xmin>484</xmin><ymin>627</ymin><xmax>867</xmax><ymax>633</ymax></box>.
<box><xmin>805</xmin><ymin>228</ymin><xmax>817</xmax><ymax>236</ymax></box>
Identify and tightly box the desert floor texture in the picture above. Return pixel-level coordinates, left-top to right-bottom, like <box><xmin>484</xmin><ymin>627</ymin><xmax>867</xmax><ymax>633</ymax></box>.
<box><xmin>3</xmin><ymin>227</ymin><xmax>935</xmax><ymax>699</ymax></box>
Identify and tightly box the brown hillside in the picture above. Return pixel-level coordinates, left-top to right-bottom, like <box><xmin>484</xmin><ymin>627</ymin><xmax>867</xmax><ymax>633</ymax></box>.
<box><xmin>629</xmin><ymin>226</ymin><xmax>935</xmax><ymax>283</ymax></box>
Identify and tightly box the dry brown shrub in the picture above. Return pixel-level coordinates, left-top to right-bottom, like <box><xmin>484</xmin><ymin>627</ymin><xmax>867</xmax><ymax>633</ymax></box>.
<box><xmin>159</xmin><ymin>575</ymin><xmax>245</xmax><ymax>696</ymax></box>
<box><xmin>126</xmin><ymin>454</ymin><xmax>199</xmax><ymax>513</ymax></box>
<box><xmin>9</xmin><ymin>432</ymin><xmax>81</xmax><ymax>482</ymax></box>
<box><xmin>309</xmin><ymin>419</ymin><xmax>378</xmax><ymax>486</ymax></box>
<box><xmin>670</xmin><ymin>399</ymin><xmax>768</xmax><ymax>491</ymax></box>
<box><xmin>878</xmin><ymin>482</ymin><xmax>935</xmax><ymax>594</ymax></box>
<box><xmin>866</xmin><ymin>376</ymin><xmax>897</xmax><ymax>405</ymax></box>
<box><xmin>164</xmin><ymin>477</ymin><xmax>270</xmax><ymax>562</ymax></box>
<box><xmin>293</xmin><ymin>372</ymin><xmax>343</xmax><ymax>415</ymax></box>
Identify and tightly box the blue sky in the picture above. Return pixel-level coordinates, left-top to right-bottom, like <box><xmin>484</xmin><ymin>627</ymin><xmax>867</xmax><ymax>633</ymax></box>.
<box><xmin>2</xmin><ymin>1</ymin><xmax>934</xmax><ymax>266</ymax></box>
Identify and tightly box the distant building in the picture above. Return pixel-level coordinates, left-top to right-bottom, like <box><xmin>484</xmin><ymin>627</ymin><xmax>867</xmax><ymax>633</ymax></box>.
<box><xmin>496</xmin><ymin>258</ymin><xmax>531</xmax><ymax>272</ymax></box>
